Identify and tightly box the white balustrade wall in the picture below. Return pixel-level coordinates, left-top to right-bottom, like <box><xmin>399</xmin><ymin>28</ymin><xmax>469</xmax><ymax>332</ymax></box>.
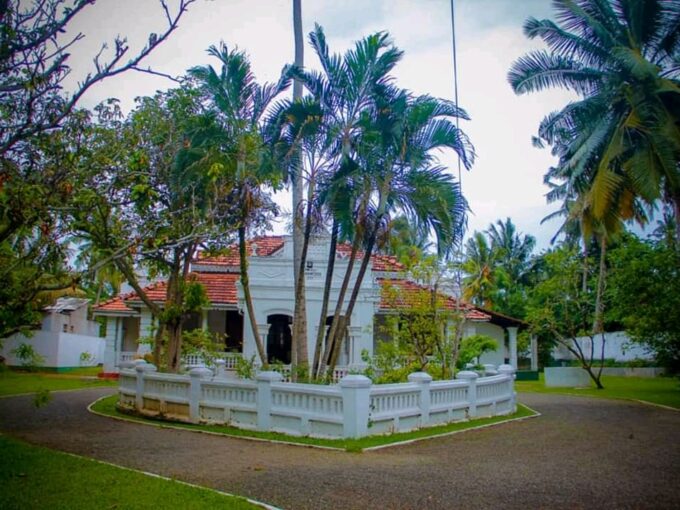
<box><xmin>117</xmin><ymin>363</ymin><xmax>516</xmax><ymax>439</ymax></box>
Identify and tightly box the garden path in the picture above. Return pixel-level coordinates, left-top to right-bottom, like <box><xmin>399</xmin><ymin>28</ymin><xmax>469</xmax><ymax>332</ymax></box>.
<box><xmin>0</xmin><ymin>388</ymin><xmax>679</xmax><ymax>509</ymax></box>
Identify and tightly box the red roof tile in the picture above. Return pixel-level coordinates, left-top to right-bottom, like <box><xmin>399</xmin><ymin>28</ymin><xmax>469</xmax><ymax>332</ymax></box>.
<box><xmin>194</xmin><ymin>235</ymin><xmax>405</xmax><ymax>272</ymax></box>
<box><xmin>378</xmin><ymin>279</ymin><xmax>491</xmax><ymax>321</ymax></box>
<box><xmin>195</xmin><ymin>236</ymin><xmax>285</xmax><ymax>266</ymax></box>
<box><xmin>93</xmin><ymin>273</ymin><xmax>240</xmax><ymax>313</ymax></box>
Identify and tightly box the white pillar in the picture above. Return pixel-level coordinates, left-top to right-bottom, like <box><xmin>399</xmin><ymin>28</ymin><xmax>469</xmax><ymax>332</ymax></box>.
<box><xmin>103</xmin><ymin>317</ymin><xmax>119</xmax><ymax>373</ymax></box>
<box><xmin>530</xmin><ymin>334</ymin><xmax>538</xmax><ymax>371</ymax></box>
<box><xmin>256</xmin><ymin>371</ymin><xmax>283</xmax><ymax>431</ymax></box>
<box><xmin>408</xmin><ymin>372</ymin><xmax>432</xmax><ymax>428</ymax></box>
<box><xmin>457</xmin><ymin>370</ymin><xmax>478</xmax><ymax>418</ymax></box>
<box><xmin>189</xmin><ymin>367</ymin><xmax>212</xmax><ymax>423</ymax></box>
<box><xmin>339</xmin><ymin>374</ymin><xmax>372</xmax><ymax>438</ymax></box>
<box><xmin>507</xmin><ymin>327</ymin><xmax>518</xmax><ymax>370</ymax></box>
<box><xmin>135</xmin><ymin>362</ymin><xmax>157</xmax><ymax>412</ymax></box>
<box><xmin>201</xmin><ymin>310</ymin><xmax>209</xmax><ymax>331</ymax></box>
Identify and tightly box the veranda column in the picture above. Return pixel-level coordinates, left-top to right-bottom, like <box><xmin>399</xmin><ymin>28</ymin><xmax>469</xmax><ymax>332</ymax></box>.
<box><xmin>507</xmin><ymin>327</ymin><xmax>518</xmax><ymax>369</ymax></box>
<box><xmin>530</xmin><ymin>334</ymin><xmax>538</xmax><ymax>371</ymax></box>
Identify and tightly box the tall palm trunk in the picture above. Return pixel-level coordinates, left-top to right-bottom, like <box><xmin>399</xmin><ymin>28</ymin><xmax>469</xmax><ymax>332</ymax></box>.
<box><xmin>590</xmin><ymin>234</ymin><xmax>608</xmax><ymax>389</ymax></box>
<box><xmin>327</xmin><ymin>224</ymin><xmax>377</xmax><ymax>372</ymax></box>
<box><xmin>312</xmin><ymin>219</ymin><xmax>338</xmax><ymax>378</ymax></box>
<box><xmin>290</xmin><ymin>0</ymin><xmax>308</xmax><ymax>374</ymax></box>
<box><xmin>673</xmin><ymin>192</ymin><xmax>680</xmax><ymax>250</ymax></box>
<box><xmin>321</xmin><ymin>230</ymin><xmax>361</xmax><ymax>370</ymax></box>
<box><xmin>239</xmin><ymin>224</ymin><xmax>267</xmax><ymax>367</ymax></box>
<box><xmin>292</xmin><ymin>181</ymin><xmax>316</xmax><ymax>378</ymax></box>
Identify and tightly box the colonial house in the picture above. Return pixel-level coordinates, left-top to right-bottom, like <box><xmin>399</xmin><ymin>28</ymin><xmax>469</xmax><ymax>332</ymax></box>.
<box><xmin>94</xmin><ymin>235</ymin><xmax>527</xmax><ymax>374</ymax></box>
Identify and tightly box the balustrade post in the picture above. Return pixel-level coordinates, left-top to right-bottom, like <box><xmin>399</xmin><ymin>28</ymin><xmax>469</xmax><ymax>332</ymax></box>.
<box><xmin>456</xmin><ymin>370</ymin><xmax>479</xmax><ymax>419</ymax></box>
<box><xmin>214</xmin><ymin>359</ymin><xmax>226</xmax><ymax>379</ymax></box>
<box><xmin>339</xmin><ymin>374</ymin><xmax>372</xmax><ymax>438</ymax></box>
<box><xmin>135</xmin><ymin>363</ymin><xmax>156</xmax><ymax>412</ymax></box>
<box><xmin>189</xmin><ymin>367</ymin><xmax>212</xmax><ymax>423</ymax></box>
<box><xmin>256</xmin><ymin>371</ymin><xmax>283</xmax><ymax>431</ymax></box>
<box><xmin>408</xmin><ymin>372</ymin><xmax>433</xmax><ymax>427</ymax></box>
<box><xmin>498</xmin><ymin>364</ymin><xmax>517</xmax><ymax>412</ymax></box>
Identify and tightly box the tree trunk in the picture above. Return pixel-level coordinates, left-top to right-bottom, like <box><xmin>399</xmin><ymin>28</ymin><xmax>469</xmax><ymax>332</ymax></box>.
<box><xmin>328</xmin><ymin>226</ymin><xmax>378</xmax><ymax>372</ymax></box>
<box><xmin>673</xmin><ymin>192</ymin><xmax>680</xmax><ymax>250</ymax></box>
<box><xmin>312</xmin><ymin>219</ymin><xmax>338</xmax><ymax>378</ymax></box>
<box><xmin>239</xmin><ymin>225</ymin><xmax>267</xmax><ymax>367</ymax></box>
<box><xmin>321</xmin><ymin>231</ymin><xmax>361</xmax><ymax>370</ymax></box>
<box><xmin>290</xmin><ymin>0</ymin><xmax>307</xmax><ymax>375</ymax></box>
<box><xmin>292</xmin><ymin>179</ymin><xmax>316</xmax><ymax>379</ymax></box>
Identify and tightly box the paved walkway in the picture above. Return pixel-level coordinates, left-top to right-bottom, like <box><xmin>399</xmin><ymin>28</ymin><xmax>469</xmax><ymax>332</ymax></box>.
<box><xmin>1</xmin><ymin>388</ymin><xmax>679</xmax><ymax>509</ymax></box>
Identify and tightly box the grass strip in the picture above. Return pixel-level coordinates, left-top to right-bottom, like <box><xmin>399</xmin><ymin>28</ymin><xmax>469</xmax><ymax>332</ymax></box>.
<box><xmin>0</xmin><ymin>434</ymin><xmax>265</xmax><ymax>510</ymax></box>
<box><xmin>91</xmin><ymin>394</ymin><xmax>537</xmax><ymax>452</ymax></box>
<box><xmin>0</xmin><ymin>370</ymin><xmax>115</xmax><ymax>397</ymax></box>
<box><xmin>515</xmin><ymin>374</ymin><xmax>680</xmax><ymax>409</ymax></box>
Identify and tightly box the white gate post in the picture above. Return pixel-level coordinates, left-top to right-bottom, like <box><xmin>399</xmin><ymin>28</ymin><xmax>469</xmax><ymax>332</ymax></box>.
<box><xmin>498</xmin><ymin>364</ymin><xmax>517</xmax><ymax>412</ymax></box>
<box><xmin>457</xmin><ymin>370</ymin><xmax>479</xmax><ymax>418</ymax></box>
<box><xmin>408</xmin><ymin>372</ymin><xmax>432</xmax><ymax>427</ymax></box>
<box><xmin>189</xmin><ymin>367</ymin><xmax>212</xmax><ymax>423</ymax></box>
<box><xmin>256</xmin><ymin>371</ymin><xmax>283</xmax><ymax>431</ymax></box>
<box><xmin>339</xmin><ymin>375</ymin><xmax>372</xmax><ymax>438</ymax></box>
<box><xmin>135</xmin><ymin>362</ymin><xmax>156</xmax><ymax>412</ymax></box>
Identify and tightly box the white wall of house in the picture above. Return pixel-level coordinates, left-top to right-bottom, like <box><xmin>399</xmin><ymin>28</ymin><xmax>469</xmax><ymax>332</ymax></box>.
<box><xmin>553</xmin><ymin>331</ymin><xmax>653</xmax><ymax>362</ymax></box>
<box><xmin>1</xmin><ymin>331</ymin><xmax>105</xmax><ymax>368</ymax></box>
<box><xmin>465</xmin><ymin>321</ymin><xmax>509</xmax><ymax>367</ymax></box>
<box><xmin>237</xmin><ymin>236</ymin><xmax>378</xmax><ymax>365</ymax></box>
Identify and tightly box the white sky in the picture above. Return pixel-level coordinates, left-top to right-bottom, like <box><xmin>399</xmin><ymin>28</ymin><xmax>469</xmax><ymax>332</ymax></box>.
<box><xmin>64</xmin><ymin>0</ymin><xmax>579</xmax><ymax>251</ymax></box>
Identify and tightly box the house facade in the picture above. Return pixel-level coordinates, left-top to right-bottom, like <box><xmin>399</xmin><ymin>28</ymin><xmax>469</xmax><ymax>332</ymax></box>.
<box><xmin>94</xmin><ymin>235</ymin><xmax>526</xmax><ymax>373</ymax></box>
<box><xmin>1</xmin><ymin>297</ymin><xmax>105</xmax><ymax>369</ymax></box>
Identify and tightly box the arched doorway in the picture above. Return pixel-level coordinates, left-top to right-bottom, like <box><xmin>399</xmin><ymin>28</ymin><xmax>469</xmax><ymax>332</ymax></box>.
<box><xmin>267</xmin><ymin>314</ymin><xmax>292</xmax><ymax>364</ymax></box>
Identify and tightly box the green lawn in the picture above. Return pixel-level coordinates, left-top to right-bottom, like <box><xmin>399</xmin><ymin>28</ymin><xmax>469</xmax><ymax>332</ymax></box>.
<box><xmin>0</xmin><ymin>369</ymin><xmax>115</xmax><ymax>397</ymax></box>
<box><xmin>0</xmin><ymin>435</ymin><xmax>260</xmax><ymax>509</ymax></box>
<box><xmin>516</xmin><ymin>373</ymin><xmax>680</xmax><ymax>409</ymax></box>
<box><xmin>92</xmin><ymin>394</ymin><xmax>537</xmax><ymax>452</ymax></box>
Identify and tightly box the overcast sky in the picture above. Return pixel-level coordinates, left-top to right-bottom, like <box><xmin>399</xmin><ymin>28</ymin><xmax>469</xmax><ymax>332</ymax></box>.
<box><xmin>65</xmin><ymin>0</ymin><xmax>579</xmax><ymax>251</ymax></box>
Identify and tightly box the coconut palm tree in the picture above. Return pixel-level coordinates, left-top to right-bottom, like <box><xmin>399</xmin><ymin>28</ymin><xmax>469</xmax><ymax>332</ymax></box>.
<box><xmin>461</xmin><ymin>232</ymin><xmax>497</xmax><ymax>308</ymax></box>
<box><xmin>508</xmin><ymin>0</ymin><xmax>680</xmax><ymax>242</ymax></box>
<box><xmin>189</xmin><ymin>44</ymin><xmax>291</xmax><ymax>367</ymax></box>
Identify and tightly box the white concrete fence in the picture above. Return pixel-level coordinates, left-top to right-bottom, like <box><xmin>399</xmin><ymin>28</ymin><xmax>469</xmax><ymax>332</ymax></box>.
<box><xmin>117</xmin><ymin>361</ymin><xmax>517</xmax><ymax>439</ymax></box>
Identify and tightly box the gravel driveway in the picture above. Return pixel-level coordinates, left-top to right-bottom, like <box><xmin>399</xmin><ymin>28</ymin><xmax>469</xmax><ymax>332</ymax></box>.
<box><xmin>1</xmin><ymin>388</ymin><xmax>679</xmax><ymax>509</ymax></box>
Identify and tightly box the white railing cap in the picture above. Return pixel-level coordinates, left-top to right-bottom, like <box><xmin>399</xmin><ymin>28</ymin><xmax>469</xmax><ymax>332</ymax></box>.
<box><xmin>407</xmin><ymin>372</ymin><xmax>433</xmax><ymax>384</ymax></box>
<box><xmin>498</xmin><ymin>364</ymin><xmax>516</xmax><ymax>374</ymax></box>
<box><xmin>135</xmin><ymin>363</ymin><xmax>157</xmax><ymax>373</ymax></box>
<box><xmin>338</xmin><ymin>374</ymin><xmax>372</xmax><ymax>388</ymax></box>
<box><xmin>189</xmin><ymin>367</ymin><xmax>213</xmax><ymax>379</ymax></box>
<box><xmin>256</xmin><ymin>371</ymin><xmax>284</xmax><ymax>382</ymax></box>
<box><xmin>456</xmin><ymin>370</ymin><xmax>479</xmax><ymax>380</ymax></box>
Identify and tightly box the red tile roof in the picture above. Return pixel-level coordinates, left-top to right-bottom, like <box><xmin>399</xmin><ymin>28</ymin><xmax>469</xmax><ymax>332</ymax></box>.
<box><xmin>378</xmin><ymin>279</ymin><xmax>491</xmax><ymax>321</ymax></box>
<box><xmin>195</xmin><ymin>236</ymin><xmax>404</xmax><ymax>272</ymax></box>
<box><xmin>93</xmin><ymin>273</ymin><xmax>240</xmax><ymax>313</ymax></box>
<box><xmin>195</xmin><ymin>236</ymin><xmax>285</xmax><ymax>267</ymax></box>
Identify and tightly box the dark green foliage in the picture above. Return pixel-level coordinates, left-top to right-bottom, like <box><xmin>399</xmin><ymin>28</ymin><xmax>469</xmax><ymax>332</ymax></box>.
<box><xmin>607</xmin><ymin>234</ymin><xmax>680</xmax><ymax>373</ymax></box>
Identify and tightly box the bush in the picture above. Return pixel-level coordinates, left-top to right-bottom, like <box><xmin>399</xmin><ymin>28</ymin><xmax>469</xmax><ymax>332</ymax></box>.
<box><xmin>11</xmin><ymin>343</ymin><xmax>44</xmax><ymax>371</ymax></box>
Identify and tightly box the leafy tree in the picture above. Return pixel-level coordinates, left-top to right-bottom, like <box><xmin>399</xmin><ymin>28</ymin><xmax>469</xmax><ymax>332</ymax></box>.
<box><xmin>509</xmin><ymin>0</ymin><xmax>680</xmax><ymax>243</ymax></box>
<box><xmin>607</xmin><ymin>234</ymin><xmax>680</xmax><ymax>374</ymax></box>
<box><xmin>72</xmin><ymin>86</ymin><xmax>235</xmax><ymax>372</ymax></box>
<box><xmin>0</xmin><ymin>0</ymin><xmax>194</xmax><ymax>338</ymax></box>
<box><xmin>526</xmin><ymin>246</ymin><xmax>607</xmax><ymax>388</ymax></box>
<box><xmin>457</xmin><ymin>334</ymin><xmax>498</xmax><ymax>369</ymax></box>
